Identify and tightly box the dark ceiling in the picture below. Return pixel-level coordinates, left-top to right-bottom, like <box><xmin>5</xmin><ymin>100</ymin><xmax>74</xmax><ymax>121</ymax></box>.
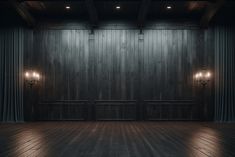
<box><xmin>0</xmin><ymin>0</ymin><xmax>235</xmax><ymax>27</ymax></box>
<box><xmin>23</xmin><ymin>1</ymin><xmax>209</xmax><ymax>20</ymax></box>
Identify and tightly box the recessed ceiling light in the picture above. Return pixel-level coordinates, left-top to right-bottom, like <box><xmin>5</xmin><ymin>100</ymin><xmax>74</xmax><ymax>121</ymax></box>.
<box><xmin>166</xmin><ymin>6</ymin><xmax>172</xmax><ymax>10</ymax></box>
<box><xmin>65</xmin><ymin>6</ymin><xmax>71</xmax><ymax>10</ymax></box>
<box><xmin>116</xmin><ymin>6</ymin><xmax>121</xmax><ymax>10</ymax></box>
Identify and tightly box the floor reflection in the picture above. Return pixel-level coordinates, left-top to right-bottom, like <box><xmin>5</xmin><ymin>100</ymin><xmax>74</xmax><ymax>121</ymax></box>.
<box><xmin>11</xmin><ymin>129</ymin><xmax>47</xmax><ymax>157</ymax></box>
<box><xmin>189</xmin><ymin>127</ymin><xmax>222</xmax><ymax>157</ymax></box>
<box><xmin>1</xmin><ymin>122</ymin><xmax>234</xmax><ymax>157</ymax></box>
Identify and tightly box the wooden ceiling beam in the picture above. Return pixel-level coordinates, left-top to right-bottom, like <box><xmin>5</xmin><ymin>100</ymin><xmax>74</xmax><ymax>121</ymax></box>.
<box><xmin>200</xmin><ymin>0</ymin><xmax>225</xmax><ymax>28</ymax></box>
<box><xmin>9</xmin><ymin>0</ymin><xmax>36</xmax><ymax>27</ymax></box>
<box><xmin>85</xmin><ymin>0</ymin><xmax>98</xmax><ymax>28</ymax></box>
<box><xmin>138</xmin><ymin>0</ymin><xmax>151</xmax><ymax>29</ymax></box>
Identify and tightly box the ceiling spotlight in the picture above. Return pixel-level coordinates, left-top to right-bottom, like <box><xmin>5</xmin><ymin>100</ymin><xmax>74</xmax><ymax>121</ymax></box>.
<box><xmin>116</xmin><ymin>6</ymin><xmax>121</xmax><ymax>10</ymax></box>
<box><xmin>65</xmin><ymin>6</ymin><xmax>71</xmax><ymax>10</ymax></box>
<box><xmin>166</xmin><ymin>6</ymin><xmax>172</xmax><ymax>10</ymax></box>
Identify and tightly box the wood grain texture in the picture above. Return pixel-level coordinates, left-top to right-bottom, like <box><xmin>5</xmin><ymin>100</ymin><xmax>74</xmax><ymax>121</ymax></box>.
<box><xmin>36</xmin><ymin>100</ymin><xmax>88</xmax><ymax>120</ymax></box>
<box><xmin>144</xmin><ymin>100</ymin><xmax>201</xmax><ymax>120</ymax></box>
<box><xmin>33</xmin><ymin>100</ymin><xmax>202</xmax><ymax>121</ymax></box>
<box><xmin>23</xmin><ymin>23</ymin><xmax>215</xmax><ymax>120</ymax></box>
<box><xmin>94</xmin><ymin>100</ymin><xmax>137</xmax><ymax>120</ymax></box>
<box><xmin>0</xmin><ymin>122</ymin><xmax>235</xmax><ymax>157</ymax></box>
<box><xmin>26</xmin><ymin>29</ymin><xmax>211</xmax><ymax>100</ymax></box>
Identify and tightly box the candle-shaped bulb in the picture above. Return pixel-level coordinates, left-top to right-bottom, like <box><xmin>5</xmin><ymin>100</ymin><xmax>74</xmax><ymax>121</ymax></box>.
<box><xmin>198</xmin><ymin>72</ymin><xmax>202</xmax><ymax>77</ymax></box>
<box><xmin>33</xmin><ymin>72</ymin><xmax>36</xmax><ymax>77</ymax></box>
<box><xmin>206</xmin><ymin>72</ymin><xmax>211</xmax><ymax>78</ymax></box>
<box><xmin>36</xmin><ymin>73</ymin><xmax>40</xmax><ymax>80</ymax></box>
<box><xmin>25</xmin><ymin>72</ymin><xmax>29</xmax><ymax>78</ymax></box>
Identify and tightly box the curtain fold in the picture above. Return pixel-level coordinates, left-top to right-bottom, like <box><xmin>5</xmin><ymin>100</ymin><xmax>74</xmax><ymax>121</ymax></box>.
<box><xmin>0</xmin><ymin>28</ymin><xmax>24</xmax><ymax>122</ymax></box>
<box><xmin>214</xmin><ymin>26</ymin><xmax>235</xmax><ymax>122</ymax></box>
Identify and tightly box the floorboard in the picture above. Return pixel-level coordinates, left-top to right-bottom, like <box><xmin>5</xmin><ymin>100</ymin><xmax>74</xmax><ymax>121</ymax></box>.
<box><xmin>0</xmin><ymin>122</ymin><xmax>235</xmax><ymax>157</ymax></box>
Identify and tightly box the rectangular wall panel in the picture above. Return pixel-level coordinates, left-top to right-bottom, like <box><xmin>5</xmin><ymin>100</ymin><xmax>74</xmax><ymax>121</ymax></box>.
<box><xmin>23</xmin><ymin>23</ymin><xmax>215</xmax><ymax>120</ymax></box>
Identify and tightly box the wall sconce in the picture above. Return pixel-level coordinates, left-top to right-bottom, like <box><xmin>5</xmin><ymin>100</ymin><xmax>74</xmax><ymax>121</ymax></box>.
<box><xmin>194</xmin><ymin>69</ymin><xmax>212</xmax><ymax>86</ymax></box>
<box><xmin>24</xmin><ymin>70</ymin><xmax>40</xmax><ymax>88</ymax></box>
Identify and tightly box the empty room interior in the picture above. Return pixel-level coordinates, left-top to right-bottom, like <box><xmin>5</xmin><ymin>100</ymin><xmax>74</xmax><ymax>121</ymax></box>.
<box><xmin>0</xmin><ymin>0</ymin><xmax>235</xmax><ymax>156</ymax></box>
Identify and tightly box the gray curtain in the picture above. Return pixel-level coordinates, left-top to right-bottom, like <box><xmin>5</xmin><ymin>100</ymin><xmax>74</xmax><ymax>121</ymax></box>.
<box><xmin>214</xmin><ymin>26</ymin><xmax>235</xmax><ymax>122</ymax></box>
<box><xmin>0</xmin><ymin>28</ymin><xmax>24</xmax><ymax>122</ymax></box>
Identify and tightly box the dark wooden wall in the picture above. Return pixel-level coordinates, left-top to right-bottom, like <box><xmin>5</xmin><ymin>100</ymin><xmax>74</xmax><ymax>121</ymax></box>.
<box><xmin>23</xmin><ymin>22</ymin><xmax>215</xmax><ymax>121</ymax></box>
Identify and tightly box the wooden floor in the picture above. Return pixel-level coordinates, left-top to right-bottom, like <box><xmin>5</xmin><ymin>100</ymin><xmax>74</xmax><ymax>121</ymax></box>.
<box><xmin>0</xmin><ymin>122</ymin><xmax>235</xmax><ymax>157</ymax></box>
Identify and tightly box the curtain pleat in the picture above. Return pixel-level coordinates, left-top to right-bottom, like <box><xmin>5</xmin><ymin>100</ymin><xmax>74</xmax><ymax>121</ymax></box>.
<box><xmin>0</xmin><ymin>28</ymin><xmax>24</xmax><ymax>122</ymax></box>
<box><xmin>214</xmin><ymin>26</ymin><xmax>235</xmax><ymax>122</ymax></box>
<box><xmin>1</xmin><ymin>25</ymin><xmax>235</xmax><ymax>122</ymax></box>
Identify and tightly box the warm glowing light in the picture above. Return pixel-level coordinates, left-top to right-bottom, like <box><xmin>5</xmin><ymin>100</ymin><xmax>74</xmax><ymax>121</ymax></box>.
<box><xmin>166</xmin><ymin>6</ymin><xmax>172</xmax><ymax>9</ymax></box>
<box><xmin>33</xmin><ymin>72</ymin><xmax>36</xmax><ymax>77</ymax></box>
<box><xmin>14</xmin><ymin>130</ymin><xmax>47</xmax><ymax>156</ymax></box>
<box><xmin>65</xmin><ymin>6</ymin><xmax>70</xmax><ymax>9</ymax></box>
<box><xmin>206</xmin><ymin>72</ymin><xmax>211</xmax><ymax>78</ymax></box>
<box><xmin>25</xmin><ymin>72</ymin><xmax>29</xmax><ymax>77</ymax></box>
<box><xmin>36</xmin><ymin>73</ymin><xmax>40</xmax><ymax>80</ymax></box>
<box><xmin>189</xmin><ymin>128</ymin><xmax>222</xmax><ymax>157</ymax></box>
<box><xmin>24</xmin><ymin>70</ymin><xmax>41</xmax><ymax>86</ymax></box>
<box><xmin>116</xmin><ymin>6</ymin><xmax>121</xmax><ymax>9</ymax></box>
<box><xmin>194</xmin><ymin>70</ymin><xmax>212</xmax><ymax>86</ymax></box>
